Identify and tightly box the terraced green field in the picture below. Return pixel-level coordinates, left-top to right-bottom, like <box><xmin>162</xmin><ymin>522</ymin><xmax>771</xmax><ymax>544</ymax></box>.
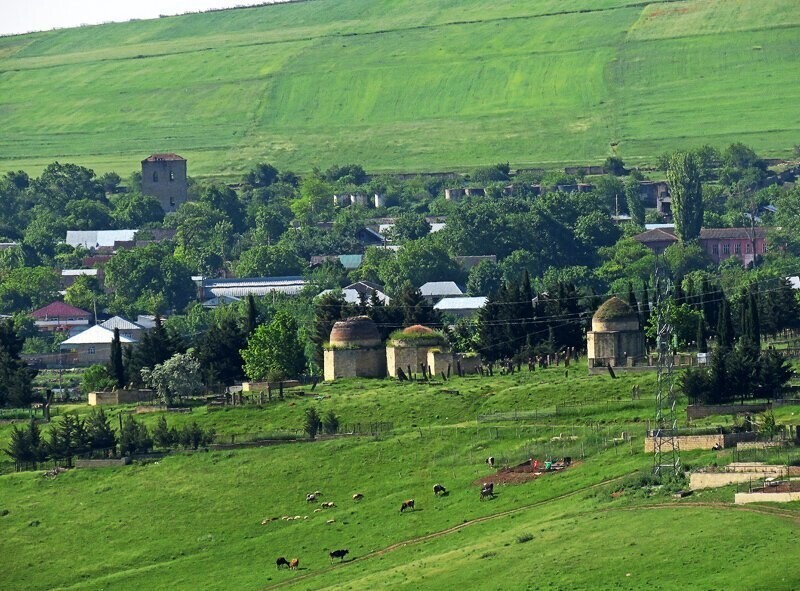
<box><xmin>2</xmin><ymin>369</ymin><xmax>800</xmax><ymax>590</ymax></box>
<box><xmin>0</xmin><ymin>0</ymin><xmax>798</xmax><ymax>177</ymax></box>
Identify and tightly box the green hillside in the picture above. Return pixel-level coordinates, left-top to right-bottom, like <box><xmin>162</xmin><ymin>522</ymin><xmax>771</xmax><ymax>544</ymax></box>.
<box><xmin>0</xmin><ymin>0</ymin><xmax>799</xmax><ymax>177</ymax></box>
<box><xmin>2</xmin><ymin>371</ymin><xmax>800</xmax><ymax>590</ymax></box>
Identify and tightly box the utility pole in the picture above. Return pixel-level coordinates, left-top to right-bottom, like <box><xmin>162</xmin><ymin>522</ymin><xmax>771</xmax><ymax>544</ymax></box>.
<box><xmin>653</xmin><ymin>261</ymin><xmax>680</xmax><ymax>477</ymax></box>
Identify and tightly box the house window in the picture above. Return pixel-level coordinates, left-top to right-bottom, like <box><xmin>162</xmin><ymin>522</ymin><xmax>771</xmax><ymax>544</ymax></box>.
<box><xmin>722</xmin><ymin>243</ymin><xmax>730</xmax><ymax>254</ymax></box>
<box><xmin>152</xmin><ymin>172</ymin><xmax>159</xmax><ymax>182</ymax></box>
<box><xmin>734</xmin><ymin>243</ymin><xmax>741</xmax><ymax>254</ymax></box>
<box><xmin>763</xmin><ymin>243</ymin><xmax>768</xmax><ymax>253</ymax></box>
<box><xmin>88</xmin><ymin>346</ymin><xmax>96</xmax><ymax>355</ymax></box>
<box><xmin>170</xmin><ymin>195</ymin><xmax>175</xmax><ymax>207</ymax></box>
<box><xmin>712</xmin><ymin>244</ymin><xmax>719</xmax><ymax>255</ymax></box>
<box><xmin>746</xmin><ymin>243</ymin><xmax>752</xmax><ymax>254</ymax></box>
<box><xmin>169</xmin><ymin>170</ymin><xmax>175</xmax><ymax>181</ymax></box>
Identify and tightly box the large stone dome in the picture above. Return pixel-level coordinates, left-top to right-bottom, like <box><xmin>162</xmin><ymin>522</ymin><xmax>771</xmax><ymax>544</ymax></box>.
<box><xmin>329</xmin><ymin>316</ymin><xmax>381</xmax><ymax>348</ymax></box>
<box><xmin>592</xmin><ymin>296</ymin><xmax>639</xmax><ymax>332</ymax></box>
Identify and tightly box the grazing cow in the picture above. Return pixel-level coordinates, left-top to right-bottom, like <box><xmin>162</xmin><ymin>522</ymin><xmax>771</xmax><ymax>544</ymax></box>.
<box><xmin>289</xmin><ymin>558</ymin><xmax>300</xmax><ymax>570</ymax></box>
<box><xmin>306</xmin><ymin>493</ymin><xmax>317</xmax><ymax>502</ymax></box>
<box><xmin>352</xmin><ymin>493</ymin><xmax>364</xmax><ymax>501</ymax></box>
<box><xmin>329</xmin><ymin>549</ymin><xmax>350</xmax><ymax>562</ymax></box>
<box><xmin>480</xmin><ymin>482</ymin><xmax>495</xmax><ymax>500</ymax></box>
<box><xmin>400</xmin><ymin>499</ymin><xmax>415</xmax><ymax>512</ymax></box>
<box><xmin>486</xmin><ymin>456</ymin><xmax>495</xmax><ymax>468</ymax></box>
<box><xmin>433</xmin><ymin>484</ymin><xmax>447</xmax><ymax>496</ymax></box>
<box><xmin>276</xmin><ymin>557</ymin><xmax>290</xmax><ymax>569</ymax></box>
<box><xmin>321</xmin><ymin>501</ymin><xmax>336</xmax><ymax>509</ymax></box>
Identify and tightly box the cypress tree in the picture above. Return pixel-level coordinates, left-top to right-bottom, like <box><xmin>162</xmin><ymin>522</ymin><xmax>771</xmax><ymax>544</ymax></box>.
<box><xmin>749</xmin><ymin>285</ymin><xmax>761</xmax><ymax>351</ymax></box>
<box><xmin>640</xmin><ymin>280</ymin><xmax>651</xmax><ymax>333</ymax></box>
<box><xmin>717</xmin><ymin>297</ymin><xmax>734</xmax><ymax>350</ymax></box>
<box><xmin>109</xmin><ymin>328</ymin><xmax>125</xmax><ymax>388</ymax></box>
<box><xmin>696</xmin><ymin>315</ymin><xmax>707</xmax><ymax>353</ymax></box>
<box><xmin>245</xmin><ymin>294</ymin><xmax>258</xmax><ymax>335</ymax></box>
<box><xmin>627</xmin><ymin>282</ymin><xmax>639</xmax><ymax>326</ymax></box>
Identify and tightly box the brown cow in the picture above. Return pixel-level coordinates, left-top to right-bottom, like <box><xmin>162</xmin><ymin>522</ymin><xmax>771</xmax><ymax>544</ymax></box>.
<box><xmin>289</xmin><ymin>558</ymin><xmax>300</xmax><ymax>570</ymax></box>
<box><xmin>400</xmin><ymin>499</ymin><xmax>415</xmax><ymax>512</ymax></box>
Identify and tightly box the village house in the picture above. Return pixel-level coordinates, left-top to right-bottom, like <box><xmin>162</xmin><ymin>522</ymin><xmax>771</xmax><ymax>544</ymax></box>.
<box><xmin>634</xmin><ymin>227</ymin><xmax>769</xmax><ymax>266</ymax></box>
<box><xmin>99</xmin><ymin>316</ymin><xmax>146</xmax><ymax>341</ymax></box>
<box><xmin>419</xmin><ymin>281</ymin><xmax>464</xmax><ymax>304</ymax></box>
<box><xmin>31</xmin><ymin>302</ymin><xmax>92</xmax><ymax>335</ymax></box>
<box><xmin>433</xmin><ymin>296</ymin><xmax>487</xmax><ymax>318</ymax></box>
<box><xmin>59</xmin><ymin>324</ymin><xmax>136</xmax><ymax>367</ymax></box>
<box><xmin>201</xmin><ymin>276</ymin><xmax>308</xmax><ymax>299</ymax></box>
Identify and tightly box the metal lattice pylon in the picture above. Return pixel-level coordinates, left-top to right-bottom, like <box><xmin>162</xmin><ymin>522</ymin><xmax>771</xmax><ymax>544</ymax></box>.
<box><xmin>653</xmin><ymin>269</ymin><xmax>680</xmax><ymax>477</ymax></box>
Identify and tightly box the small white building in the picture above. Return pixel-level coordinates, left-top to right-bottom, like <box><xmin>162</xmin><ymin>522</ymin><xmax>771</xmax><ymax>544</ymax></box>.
<box><xmin>60</xmin><ymin>325</ymin><xmax>136</xmax><ymax>366</ymax></box>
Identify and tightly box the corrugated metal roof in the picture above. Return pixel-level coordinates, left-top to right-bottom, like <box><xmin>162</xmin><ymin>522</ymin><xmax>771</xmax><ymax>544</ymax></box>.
<box><xmin>61</xmin><ymin>269</ymin><xmax>99</xmax><ymax>277</ymax></box>
<box><xmin>203</xmin><ymin>276</ymin><xmax>307</xmax><ymax>298</ymax></box>
<box><xmin>61</xmin><ymin>325</ymin><xmax>136</xmax><ymax>346</ymax></box>
<box><xmin>66</xmin><ymin>230</ymin><xmax>137</xmax><ymax>249</ymax></box>
<box><xmin>32</xmin><ymin>301</ymin><xmax>91</xmax><ymax>319</ymax></box>
<box><xmin>100</xmin><ymin>316</ymin><xmax>143</xmax><ymax>331</ymax></box>
<box><xmin>420</xmin><ymin>281</ymin><xmax>463</xmax><ymax>297</ymax></box>
<box><xmin>434</xmin><ymin>296</ymin><xmax>488</xmax><ymax>310</ymax></box>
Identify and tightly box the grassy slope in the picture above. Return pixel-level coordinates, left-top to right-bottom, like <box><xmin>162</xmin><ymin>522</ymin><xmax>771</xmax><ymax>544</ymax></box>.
<box><xmin>2</xmin><ymin>369</ymin><xmax>800</xmax><ymax>590</ymax></box>
<box><xmin>0</xmin><ymin>0</ymin><xmax>798</xmax><ymax>177</ymax></box>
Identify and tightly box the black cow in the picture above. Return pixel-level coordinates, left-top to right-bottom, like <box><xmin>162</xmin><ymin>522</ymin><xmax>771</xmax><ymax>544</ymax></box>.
<box><xmin>486</xmin><ymin>456</ymin><xmax>495</xmax><ymax>468</ymax></box>
<box><xmin>329</xmin><ymin>549</ymin><xmax>349</xmax><ymax>561</ymax></box>
<box><xmin>276</xmin><ymin>556</ymin><xmax>290</xmax><ymax>569</ymax></box>
<box><xmin>433</xmin><ymin>484</ymin><xmax>447</xmax><ymax>496</ymax></box>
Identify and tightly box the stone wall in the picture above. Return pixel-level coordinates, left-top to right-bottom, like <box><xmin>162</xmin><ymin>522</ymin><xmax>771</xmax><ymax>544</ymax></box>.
<box><xmin>686</xmin><ymin>403</ymin><xmax>771</xmax><ymax>420</ymax></box>
<box><xmin>324</xmin><ymin>347</ymin><xmax>386</xmax><ymax>381</ymax></box>
<box><xmin>735</xmin><ymin>491</ymin><xmax>800</xmax><ymax>504</ymax></box>
<box><xmin>88</xmin><ymin>389</ymin><xmax>154</xmax><ymax>406</ymax></box>
<box><xmin>74</xmin><ymin>457</ymin><xmax>131</xmax><ymax>468</ymax></box>
<box><xmin>386</xmin><ymin>345</ymin><xmax>429</xmax><ymax>378</ymax></box>
<box><xmin>644</xmin><ymin>431</ymin><xmax>757</xmax><ymax>452</ymax></box>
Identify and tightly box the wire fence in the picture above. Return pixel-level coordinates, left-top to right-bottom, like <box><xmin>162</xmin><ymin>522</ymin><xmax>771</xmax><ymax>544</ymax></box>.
<box><xmin>477</xmin><ymin>398</ymin><xmax>656</xmax><ymax>423</ymax></box>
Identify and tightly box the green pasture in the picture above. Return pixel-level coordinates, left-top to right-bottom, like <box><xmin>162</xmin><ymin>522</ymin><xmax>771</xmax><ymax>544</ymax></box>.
<box><xmin>0</xmin><ymin>0</ymin><xmax>797</xmax><ymax>177</ymax></box>
<box><xmin>2</xmin><ymin>369</ymin><xmax>800</xmax><ymax>590</ymax></box>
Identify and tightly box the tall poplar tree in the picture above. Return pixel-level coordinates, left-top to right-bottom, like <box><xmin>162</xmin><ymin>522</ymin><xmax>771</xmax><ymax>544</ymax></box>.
<box><xmin>666</xmin><ymin>151</ymin><xmax>703</xmax><ymax>242</ymax></box>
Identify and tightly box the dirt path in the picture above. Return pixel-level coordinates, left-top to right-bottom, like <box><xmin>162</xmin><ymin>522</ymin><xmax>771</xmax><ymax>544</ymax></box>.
<box><xmin>259</xmin><ymin>473</ymin><xmax>630</xmax><ymax>590</ymax></box>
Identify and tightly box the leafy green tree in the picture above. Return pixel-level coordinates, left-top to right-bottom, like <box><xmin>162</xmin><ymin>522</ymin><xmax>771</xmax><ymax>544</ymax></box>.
<box><xmin>5</xmin><ymin>420</ymin><xmax>45</xmax><ymax>471</ymax></box>
<box><xmin>86</xmin><ymin>408</ymin><xmax>117</xmax><ymax>457</ymax></box>
<box><xmin>152</xmin><ymin>415</ymin><xmax>176</xmax><ymax>449</ymax></box>
<box><xmin>64</xmin><ymin>275</ymin><xmax>104</xmax><ymax>317</ymax></box>
<box><xmin>244</xmin><ymin>162</ymin><xmax>279</xmax><ymax>188</ymax></box>
<box><xmin>624</xmin><ymin>176</ymin><xmax>645</xmax><ymax>227</ymax></box>
<box><xmin>0</xmin><ymin>319</ymin><xmax>38</xmax><ymax>407</ymax></box>
<box><xmin>662</xmin><ymin>242</ymin><xmax>711</xmax><ymax>282</ymax></box>
<box><xmin>391</xmin><ymin>212</ymin><xmax>431</xmax><ymax>243</ymax></box>
<box><xmin>379</xmin><ymin>239</ymin><xmax>463</xmax><ymax>295</ymax></box>
<box><xmin>104</xmin><ymin>243</ymin><xmax>194</xmax><ymax>316</ymax></box>
<box><xmin>47</xmin><ymin>414</ymin><xmax>89</xmax><ymax>467</ymax></box>
<box><xmin>0</xmin><ymin>266</ymin><xmax>60</xmax><ymax>313</ymax></box>
<box><xmin>466</xmin><ymin>260</ymin><xmax>503</xmax><ymax>296</ymax></box>
<box><xmin>236</xmin><ymin>243</ymin><xmax>304</xmax><ymax>278</ymax></box>
<box><xmin>604</xmin><ymin>156</ymin><xmax>627</xmax><ymax>176</ymax></box>
<box><xmin>124</xmin><ymin>316</ymin><xmax>178</xmax><ymax>387</ymax></box>
<box><xmin>177</xmin><ymin>421</ymin><xmax>214</xmax><ymax>450</ymax></box>
<box><xmin>65</xmin><ymin>199</ymin><xmax>113</xmax><ymax>230</ymax></box>
<box><xmin>241</xmin><ymin>311</ymin><xmax>306</xmax><ymax>382</ymax></box>
<box><xmin>666</xmin><ymin>151</ymin><xmax>703</xmax><ymax>242</ymax></box>
<box><xmin>141</xmin><ymin>352</ymin><xmax>203</xmax><ymax>406</ymax></box>
<box><xmin>119</xmin><ymin>415</ymin><xmax>152</xmax><ymax>455</ymax></box>
<box><xmin>80</xmin><ymin>364</ymin><xmax>116</xmax><ymax>396</ymax></box>
<box><xmin>194</xmin><ymin>317</ymin><xmax>246</xmax><ymax>387</ymax></box>
<box><xmin>110</xmin><ymin>192</ymin><xmax>164</xmax><ymax>228</ymax></box>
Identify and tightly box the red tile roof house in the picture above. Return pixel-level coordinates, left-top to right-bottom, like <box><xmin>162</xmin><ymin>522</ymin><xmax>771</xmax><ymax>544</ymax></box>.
<box><xmin>31</xmin><ymin>302</ymin><xmax>91</xmax><ymax>335</ymax></box>
<box><xmin>634</xmin><ymin>228</ymin><xmax>769</xmax><ymax>266</ymax></box>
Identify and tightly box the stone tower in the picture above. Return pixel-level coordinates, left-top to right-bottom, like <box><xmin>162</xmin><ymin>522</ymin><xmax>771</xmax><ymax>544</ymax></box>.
<box><xmin>141</xmin><ymin>153</ymin><xmax>188</xmax><ymax>213</ymax></box>
<box><xmin>587</xmin><ymin>296</ymin><xmax>645</xmax><ymax>368</ymax></box>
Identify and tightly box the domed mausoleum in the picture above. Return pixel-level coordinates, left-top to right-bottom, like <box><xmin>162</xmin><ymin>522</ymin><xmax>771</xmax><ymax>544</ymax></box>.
<box><xmin>587</xmin><ymin>297</ymin><xmax>645</xmax><ymax>368</ymax></box>
<box><xmin>324</xmin><ymin>316</ymin><xmax>387</xmax><ymax>380</ymax></box>
<box><xmin>386</xmin><ymin>324</ymin><xmax>469</xmax><ymax>378</ymax></box>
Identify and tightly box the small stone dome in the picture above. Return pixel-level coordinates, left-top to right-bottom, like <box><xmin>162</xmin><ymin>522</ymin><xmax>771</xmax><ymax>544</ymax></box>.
<box><xmin>592</xmin><ymin>297</ymin><xmax>639</xmax><ymax>332</ymax></box>
<box><xmin>402</xmin><ymin>324</ymin><xmax>435</xmax><ymax>336</ymax></box>
<box><xmin>391</xmin><ymin>324</ymin><xmax>447</xmax><ymax>347</ymax></box>
<box><xmin>329</xmin><ymin>316</ymin><xmax>381</xmax><ymax>348</ymax></box>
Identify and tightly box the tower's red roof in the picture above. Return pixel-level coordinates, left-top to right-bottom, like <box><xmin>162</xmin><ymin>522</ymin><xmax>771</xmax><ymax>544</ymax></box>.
<box><xmin>142</xmin><ymin>153</ymin><xmax>185</xmax><ymax>162</ymax></box>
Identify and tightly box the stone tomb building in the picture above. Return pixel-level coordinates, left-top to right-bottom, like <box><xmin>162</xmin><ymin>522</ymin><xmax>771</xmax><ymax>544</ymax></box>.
<box><xmin>323</xmin><ymin>316</ymin><xmax>387</xmax><ymax>380</ymax></box>
<box><xmin>587</xmin><ymin>297</ymin><xmax>645</xmax><ymax>368</ymax></box>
